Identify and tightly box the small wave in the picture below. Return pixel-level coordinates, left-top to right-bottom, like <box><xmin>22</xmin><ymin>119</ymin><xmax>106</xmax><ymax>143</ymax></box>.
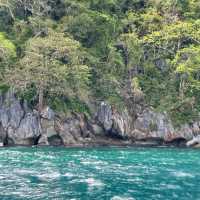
<box><xmin>160</xmin><ymin>183</ymin><xmax>181</xmax><ymax>190</ymax></box>
<box><xmin>111</xmin><ymin>196</ymin><xmax>136</xmax><ymax>200</ymax></box>
<box><xmin>37</xmin><ymin>172</ymin><xmax>60</xmax><ymax>181</ymax></box>
<box><xmin>69</xmin><ymin>177</ymin><xmax>105</xmax><ymax>189</ymax></box>
<box><xmin>85</xmin><ymin>178</ymin><xmax>105</xmax><ymax>188</ymax></box>
<box><xmin>63</xmin><ymin>173</ymin><xmax>74</xmax><ymax>178</ymax></box>
<box><xmin>14</xmin><ymin>169</ymin><xmax>35</xmax><ymax>175</ymax></box>
<box><xmin>171</xmin><ymin>171</ymin><xmax>194</xmax><ymax>178</ymax></box>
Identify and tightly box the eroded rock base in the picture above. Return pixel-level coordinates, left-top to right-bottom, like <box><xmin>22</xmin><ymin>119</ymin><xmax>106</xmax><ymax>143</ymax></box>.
<box><xmin>0</xmin><ymin>92</ymin><xmax>200</xmax><ymax>148</ymax></box>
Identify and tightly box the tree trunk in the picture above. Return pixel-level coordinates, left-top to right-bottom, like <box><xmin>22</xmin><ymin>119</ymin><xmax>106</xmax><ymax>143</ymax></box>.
<box><xmin>179</xmin><ymin>77</ymin><xmax>185</xmax><ymax>101</ymax></box>
<box><xmin>38</xmin><ymin>87</ymin><xmax>44</xmax><ymax>112</ymax></box>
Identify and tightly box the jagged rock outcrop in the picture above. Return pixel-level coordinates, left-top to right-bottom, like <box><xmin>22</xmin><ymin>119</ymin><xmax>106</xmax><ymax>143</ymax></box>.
<box><xmin>96</xmin><ymin>102</ymin><xmax>113</xmax><ymax>131</ymax></box>
<box><xmin>133</xmin><ymin>109</ymin><xmax>174</xmax><ymax>140</ymax></box>
<box><xmin>0</xmin><ymin>90</ymin><xmax>200</xmax><ymax>147</ymax></box>
<box><xmin>96</xmin><ymin>103</ymin><xmax>200</xmax><ymax>146</ymax></box>
<box><xmin>0</xmin><ymin>91</ymin><xmax>95</xmax><ymax>146</ymax></box>
<box><xmin>96</xmin><ymin>102</ymin><xmax>131</xmax><ymax>138</ymax></box>
<box><xmin>187</xmin><ymin>135</ymin><xmax>200</xmax><ymax>147</ymax></box>
<box><xmin>7</xmin><ymin>112</ymin><xmax>41</xmax><ymax>145</ymax></box>
<box><xmin>0</xmin><ymin>91</ymin><xmax>41</xmax><ymax>145</ymax></box>
<box><xmin>39</xmin><ymin>107</ymin><xmax>93</xmax><ymax>146</ymax></box>
<box><xmin>133</xmin><ymin>109</ymin><xmax>200</xmax><ymax>146</ymax></box>
<box><xmin>38</xmin><ymin>106</ymin><xmax>59</xmax><ymax>146</ymax></box>
<box><xmin>58</xmin><ymin>118</ymin><xmax>81</xmax><ymax>145</ymax></box>
<box><xmin>0</xmin><ymin>90</ymin><xmax>24</xmax><ymax>131</ymax></box>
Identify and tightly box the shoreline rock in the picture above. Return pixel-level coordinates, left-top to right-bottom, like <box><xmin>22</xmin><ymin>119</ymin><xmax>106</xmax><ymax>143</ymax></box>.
<box><xmin>0</xmin><ymin>91</ymin><xmax>200</xmax><ymax>148</ymax></box>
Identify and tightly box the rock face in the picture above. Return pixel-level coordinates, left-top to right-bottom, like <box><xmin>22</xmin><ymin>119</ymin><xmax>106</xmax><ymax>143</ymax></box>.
<box><xmin>133</xmin><ymin>109</ymin><xmax>200</xmax><ymax>146</ymax></box>
<box><xmin>96</xmin><ymin>102</ymin><xmax>113</xmax><ymax>131</ymax></box>
<box><xmin>0</xmin><ymin>91</ymin><xmax>24</xmax><ymax>131</ymax></box>
<box><xmin>96</xmin><ymin>102</ymin><xmax>131</xmax><ymax>138</ymax></box>
<box><xmin>0</xmin><ymin>91</ymin><xmax>94</xmax><ymax>146</ymax></box>
<box><xmin>187</xmin><ymin>135</ymin><xmax>200</xmax><ymax>147</ymax></box>
<box><xmin>59</xmin><ymin>118</ymin><xmax>81</xmax><ymax>145</ymax></box>
<box><xmin>134</xmin><ymin>110</ymin><xmax>174</xmax><ymax>140</ymax></box>
<box><xmin>39</xmin><ymin>108</ymin><xmax>91</xmax><ymax>146</ymax></box>
<box><xmin>7</xmin><ymin>112</ymin><xmax>41</xmax><ymax>145</ymax></box>
<box><xmin>0</xmin><ymin>91</ymin><xmax>200</xmax><ymax>147</ymax></box>
<box><xmin>0</xmin><ymin>91</ymin><xmax>41</xmax><ymax>145</ymax></box>
<box><xmin>96</xmin><ymin>102</ymin><xmax>200</xmax><ymax>146</ymax></box>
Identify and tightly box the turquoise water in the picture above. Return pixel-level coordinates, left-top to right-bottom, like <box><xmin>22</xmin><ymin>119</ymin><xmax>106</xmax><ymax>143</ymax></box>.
<box><xmin>0</xmin><ymin>147</ymin><xmax>199</xmax><ymax>200</ymax></box>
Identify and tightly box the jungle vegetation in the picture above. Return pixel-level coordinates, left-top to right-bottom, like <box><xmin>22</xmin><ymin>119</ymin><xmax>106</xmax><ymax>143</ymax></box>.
<box><xmin>0</xmin><ymin>0</ymin><xmax>200</xmax><ymax>125</ymax></box>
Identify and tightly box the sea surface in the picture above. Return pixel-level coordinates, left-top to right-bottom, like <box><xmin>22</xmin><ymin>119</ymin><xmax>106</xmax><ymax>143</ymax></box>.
<box><xmin>0</xmin><ymin>147</ymin><xmax>199</xmax><ymax>200</ymax></box>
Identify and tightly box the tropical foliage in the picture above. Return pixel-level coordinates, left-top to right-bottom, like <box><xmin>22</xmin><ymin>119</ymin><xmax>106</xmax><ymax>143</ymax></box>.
<box><xmin>0</xmin><ymin>0</ymin><xmax>200</xmax><ymax>124</ymax></box>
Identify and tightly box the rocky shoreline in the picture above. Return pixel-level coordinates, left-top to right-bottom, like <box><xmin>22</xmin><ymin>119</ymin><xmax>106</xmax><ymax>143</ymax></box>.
<box><xmin>0</xmin><ymin>90</ymin><xmax>200</xmax><ymax>148</ymax></box>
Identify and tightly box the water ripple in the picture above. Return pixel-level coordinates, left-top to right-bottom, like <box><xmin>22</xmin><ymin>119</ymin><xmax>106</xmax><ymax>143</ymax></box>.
<box><xmin>0</xmin><ymin>147</ymin><xmax>199</xmax><ymax>200</ymax></box>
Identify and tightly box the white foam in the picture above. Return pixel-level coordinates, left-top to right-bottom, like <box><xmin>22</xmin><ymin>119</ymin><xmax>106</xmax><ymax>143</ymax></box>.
<box><xmin>171</xmin><ymin>171</ymin><xmax>194</xmax><ymax>178</ymax></box>
<box><xmin>85</xmin><ymin>178</ymin><xmax>104</xmax><ymax>186</ymax></box>
<box><xmin>161</xmin><ymin>184</ymin><xmax>181</xmax><ymax>190</ymax></box>
<box><xmin>111</xmin><ymin>196</ymin><xmax>135</xmax><ymax>200</ymax></box>
<box><xmin>38</xmin><ymin>172</ymin><xmax>60</xmax><ymax>181</ymax></box>
<box><xmin>14</xmin><ymin>169</ymin><xmax>35</xmax><ymax>175</ymax></box>
<box><xmin>85</xmin><ymin>178</ymin><xmax>105</xmax><ymax>188</ymax></box>
<box><xmin>63</xmin><ymin>172</ymin><xmax>74</xmax><ymax>178</ymax></box>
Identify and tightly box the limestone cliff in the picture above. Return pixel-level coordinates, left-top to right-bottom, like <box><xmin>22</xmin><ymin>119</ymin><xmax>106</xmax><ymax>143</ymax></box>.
<box><xmin>0</xmin><ymin>91</ymin><xmax>199</xmax><ymax>147</ymax></box>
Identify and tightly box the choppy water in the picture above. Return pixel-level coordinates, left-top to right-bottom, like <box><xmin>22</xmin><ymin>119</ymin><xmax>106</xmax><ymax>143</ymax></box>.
<box><xmin>0</xmin><ymin>147</ymin><xmax>199</xmax><ymax>200</ymax></box>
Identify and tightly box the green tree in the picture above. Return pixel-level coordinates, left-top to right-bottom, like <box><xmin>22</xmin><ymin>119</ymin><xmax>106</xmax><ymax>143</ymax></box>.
<box><xmin>0</xmin><ymin>32</ymin><xmax>16</xmax><ymax>58</ymax></box>
<box><xmin>0</xmin><ymin>0</ymin><xmax>50</xmax><ymax>19</ymax></box>
<box><xmin>0</xmin><ymin>32</ymin><xmax>16</xmax><ymax>80</ymax></box>
<box><xmin>119</xmin><ymin>32</ymin><xmax>143</xmax><ymax>69</ymax></box>
<box><xmin>117</xmin><ymin>33</ymin><xmax>144</xmax><ymax>116</ymax></box>
<box><xmin>185</xmin><ymin>0</ymin><xmax>200</xmax><ymax>19</ymax></box>
<box><xmin>173</xmin><ymin>45</ymin><xmax>200</xmax><ymax>100</ymax></box>
<box><xmin>122</xmin><ymin>9</ymin><xmax>164</xmax><ymax>36</ymax></box>
<box><xmin>66</xmin><ymin>11</ymin><xmax>117</xmax><ymax>56</ymax></box>
<box><xmin>6</xmin><ymin>30</ymin><xmax>90</xmax><ymax>111</ymax></box>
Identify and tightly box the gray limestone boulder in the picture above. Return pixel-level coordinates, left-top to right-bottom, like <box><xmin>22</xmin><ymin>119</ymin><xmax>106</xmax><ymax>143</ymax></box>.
<box><xmin>0</xmin><ymin>93</ymin><xmax>24</xmax><ymax>130</ymax></box>
<box><xmin>40</xmin><ymin>118</ymin><xmax>63</xmax><ymax>146</ymax></box>
<box><xmin>58</xmin><ymin>118</ymin><xmax>82</xmax><ymax>145</ymax></box>
<box><xmin>96</xmin><ymin>102</ymin><xmax>113</xmax><ymax>131</ymax></box>
<box><xmin>96</xmin><ymin>102</ymin><xmax>131</xmax><ymax>138</ymax></box>
<box><xmin>134</xmin><ymin>109</ymin><xmax>174</xmax><ymax>139</ymax></box>
<box><xmin>186</xmin><ymin>135</ymin><xmax>200</xmax><ymax>147</ymax></box>
<box><xmin>7</xmin><ymin>113</ymin><xmax>41</xmax><ymax>145</ymax></box>
<box><xmin>38</xmin><ymin>134</ymin><xmax>49</xmax><ymax>146</ymax></box>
